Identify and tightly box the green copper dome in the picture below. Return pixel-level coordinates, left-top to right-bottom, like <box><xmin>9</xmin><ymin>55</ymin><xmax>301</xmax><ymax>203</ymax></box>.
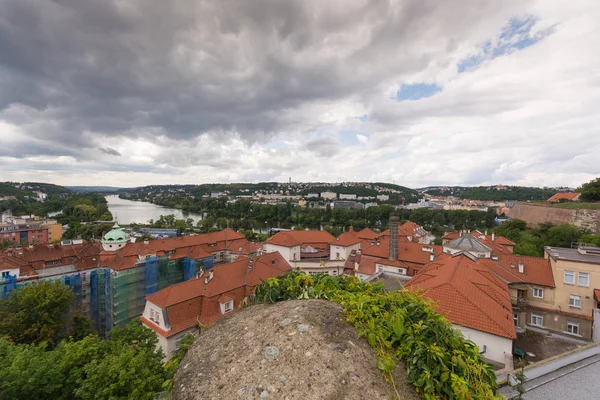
<box><xmin>103</xmin><ymin>222</ymin><xmax>127</xmax><ymax>242</ymax></box>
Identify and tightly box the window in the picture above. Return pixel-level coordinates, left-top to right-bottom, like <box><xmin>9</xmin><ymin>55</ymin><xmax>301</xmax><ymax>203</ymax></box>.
<box><xmin>1</xmin><ymin>271</ymin><xmax>9</xmax><ymax>277</ymax></box>
<box><xmin>378</xmin><ymin>266</ymin><xmax>383</xmax><ymax>272</ymax></box>
<box><xmin>578</xmin><ymin>272</ymin><xmax>590</xmax><ymax>287</ymax></box>
<box><xmin>513</xmin><ymin>314</ymin><xmax>519</xmax><ymax>327</ymax></box>
<box><xmin>336</xmin><ymin>252</ymin><xmax>340</xmax><ymax>259</ymax></box>
<box><xmin>567</xmin><ymin>321</ymin><xmax>579</xmax><ymax>335</ymax></box>
<box><xmin>224</xmin><ymin>301</ymin><xmax>233</xmax><ymax>312</ymax></box>
<box><xmin>564</xmin><ymin>270</ymin><xmax>575</xmax><ymax>284</ymax></box>
<box><xmin>150</xmin><ymin>309</ymin><xmax>155</xmax><ymax>322</ymax></box>
<box><xmin>155</xmin><ymin>312</ymin><xmax>160</xmax><ymax>325</ymax></box>
<box><xmin>533</xmin><ymin>288</ymin><xmax>544</xmax><ymax>298</ymax></box>
<box><xmin>531</xmin><ymin>312</ymin><xmax>543</xmax><ymax>326</ymax></box>
<box><xmin>569</xmin><ymin>295</ymin><xmax>581</xmax><ymax>308</ymax></box>
<box><xmin>333</xmin><ymin>270</ymin><xmax>337</xmax><ymax>276</ymax></box>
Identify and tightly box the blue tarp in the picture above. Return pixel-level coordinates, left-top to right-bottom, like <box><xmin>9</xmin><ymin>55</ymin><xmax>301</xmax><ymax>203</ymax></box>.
<box><xmin>145</xmin><ymin>256</ymin><xmax>158</xmax><ymax>295</ymax></box>
<box><xmin>183</xmin><ymin>258</ymin><xmax>197</xmax><ymax>281</ymax></box>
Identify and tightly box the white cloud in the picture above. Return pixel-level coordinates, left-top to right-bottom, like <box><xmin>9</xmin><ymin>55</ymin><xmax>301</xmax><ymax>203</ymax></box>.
<box><xmin>0</xmin><ymin>0</ymin><xmax>598</xmax><ymax>187</ymax></box>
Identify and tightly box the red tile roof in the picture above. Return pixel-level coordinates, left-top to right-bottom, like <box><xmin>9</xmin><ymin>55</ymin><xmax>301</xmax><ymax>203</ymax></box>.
<box><xmin>332</xmin><ymin>231</ymin><xmax>362</xmax><ymax>247</ymax></box>
<box><xmin>361</xmin><ymin>239</ymin><xmax>442</xmax><ymax>266</ymax></box>
<box><xmin>380</xmin><ymin>222</ymin><xmax>429</xmax><ymax>240</ymax></box>
<box><xmin>145</xmin><ymin>252</ymin><xmax>292</xmax><ymax>336</ymax></box>
<box><xmin>146</xmin><ymin>252</ymin><xmax>291</xmax><ymax>308</ymax></box>
<box><xmin>442</xmin><ymin>232</ymin><xmax>461</xmax><ymax>241</ymax></box>
<box><xmin>356</xmin><ymin>227</ymin><xmax>380</xmax><ymax>240</ymax></box>
<box><xmin>265</xmin><ymin>230</ymin><xmax>336</xmax><ymax>247</ymax></box>
<box><xmin>548</xmin><ymin>192</ymin><xmax>580</xmax><ymax>202</ymax></box>
<box><xmin>479</xmin><ymin>255</ymin><xmax>555</xmax><ymax>287</ymax></box>
<box><xmin>405</xmin><ymin>254</ymin><xmax>516</xmax><ymax>339</ymax></box>
<box><xmin>594</xmin><ymin>289</ymin><xmax>600</xmax><ymax>302</ymax></box>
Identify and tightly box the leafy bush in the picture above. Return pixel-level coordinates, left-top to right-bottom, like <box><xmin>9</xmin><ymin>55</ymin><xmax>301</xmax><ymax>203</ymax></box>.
<box><xmin>253</xmin><ymin>272</ymin><xmax>502</xmax><ymax>400</ymax></box>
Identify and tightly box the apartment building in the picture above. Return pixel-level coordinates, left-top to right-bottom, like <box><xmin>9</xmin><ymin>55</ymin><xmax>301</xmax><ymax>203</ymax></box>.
<box><xmin>542</xmin><ymin>246</ymin><xmax>600</xmax><ymax>339</ymax></box>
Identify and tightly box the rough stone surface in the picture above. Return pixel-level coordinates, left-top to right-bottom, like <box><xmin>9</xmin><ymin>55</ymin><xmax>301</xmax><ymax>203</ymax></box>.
<box><xmin>508</xmin><ymin>203</ymin><xmax>600</xmax><ymax>232</ymax></box>
<box><xmin>173</xmin><ymin>299</ymin><xmax>418</xmax><ymax>400</ymax></box>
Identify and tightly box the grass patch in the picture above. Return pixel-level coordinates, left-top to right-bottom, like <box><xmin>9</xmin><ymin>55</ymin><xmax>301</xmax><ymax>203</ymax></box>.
<box><xmin>550</xmin><ymin>202</ymin><xmax>600</xmax><ymax>210</ymax></box>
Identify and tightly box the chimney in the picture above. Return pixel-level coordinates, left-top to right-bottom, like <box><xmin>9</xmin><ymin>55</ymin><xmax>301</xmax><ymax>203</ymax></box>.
<box><xmin>7</xmin><ymin>247</ymin><xmax>12</xmax><ymax>256</ymax></box>
<box><xmin>388</xmin><ymin>216</ymin><xmax>399</xmax><ymax>262</ymax></box>
<box><xmin>429</xmin><ymin>253</ymin><xmax>434</xmax><ymax>262</ymax></box>
<box><xmin>248</xmin><ymin>259</ymin><xmax>253</xmax><ymax>269</ymax></box>
<box><xmin>518</xmin><ymin>261</ymin><xmax>524</xmax><ymax>274</ymax></box>
<box><xmin>205</xmin><ymin>270</ymin><xmax>214</xmax><ymax>284</ymax></box>
<box><xmin>492</xmin><ymin>233</ymin><xmax>495</xmax><ymax>241</ymax></box>
<box><xmin>144</xmin><ymin>240</ymin><xmax>149</xmax><ymax>245</ymax></box>
<box><xmin>29</xmin><ymin>244</ymin><xmax>34</xmax><ymax>250</ymax></box>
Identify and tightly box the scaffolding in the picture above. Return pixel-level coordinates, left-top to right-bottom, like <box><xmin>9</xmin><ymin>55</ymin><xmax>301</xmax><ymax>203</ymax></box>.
<box><xmin>103</xmin><ymin>256</ymin><xmax>200</xmax><ymax>333</ymax></box>
<box><xmin>1</xmin><ymin>254</ymin><xmax>206</xmax><ymax>336</ymax></box>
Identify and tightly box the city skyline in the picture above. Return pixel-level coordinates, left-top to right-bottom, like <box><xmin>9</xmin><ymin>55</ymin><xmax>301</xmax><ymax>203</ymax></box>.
<box><xmin>1</xmin><ymin>0</ymin><xmax>599</xmax><ymax>188</ymax></box>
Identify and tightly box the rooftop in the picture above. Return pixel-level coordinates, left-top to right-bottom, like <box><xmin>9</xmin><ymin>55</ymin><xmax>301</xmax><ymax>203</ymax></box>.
<box><xmin>545</xmin><ymin>246</ymin><xmax>600</xmax><ymax>265</ymax></box>
<box><xmin>265</xmin><ymin>230</ymin><xmax>336</xmax><ymax>247</ymax></box>
<box><xmin>405</xmin><ymin>253</ymin><xmax>516</xmax><ymax>339</ymax></box>
<box><xmin>443</xmin><ymin>235</ymin><xmax>492</xmax><ymax>253</ymax></box>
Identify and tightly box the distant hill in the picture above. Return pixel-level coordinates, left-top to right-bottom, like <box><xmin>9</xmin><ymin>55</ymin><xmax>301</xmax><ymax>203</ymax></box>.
<box><xmin>419</xmin><ymin>185</ymin><xmax>557</xmax><ymax>201</ymax></box>
<box><xmin>0</xmin><ymin>182</ymin><xmax>70</xmax><ymax>197</ymax></box>
<box><xmin>66</xmin><ymin>186</ymin><xmax>124</xmax><ymax>193</ymax></box>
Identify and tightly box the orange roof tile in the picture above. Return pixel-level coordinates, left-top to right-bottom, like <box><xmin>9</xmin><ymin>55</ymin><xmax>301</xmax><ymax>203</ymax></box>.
<box><xmin>405</xmin><ymin>254</ymin><xmax>516</xmax><ymax>339</ymax></box>
<box><xmin>594</xmin><ymin>289</ymin><xmax>600</xmax><ymax>302</ymax></box>
<box><xmin>548</xmin><ymin>192</ymin><xmax>580</xmax><ymax>202</ymax></box>
<box><xmin>479</xmin><ymin>255</ymin><xmax>555</xmax><ymax>287</ymax></box>
<box><xmin>361</xmin><ymin>239</ymin><xmax>442</xmax><ymax>266</ymax></box>
<box><xmin>332</xmin><ymin>231</ymin><xmax>362</xmax><ymax>247</ymax></box>
<box><xmin>356</xmin><ymin>227</ymin><xmax>380</xmax><ymax>240</ymax></box>
<box><xmin>265</xmin><ymin>230</ymin><xmax>336</xmax><ymax>247</ymax></box>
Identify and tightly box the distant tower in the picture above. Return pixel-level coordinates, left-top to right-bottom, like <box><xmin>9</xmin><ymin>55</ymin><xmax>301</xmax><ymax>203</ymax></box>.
<box><xmin>388</xmin><ymin>216</ymin><xmax>399</xmax><ymax>262</ymax></box>
<box><xmin>101</xmin><ymin>222</ymin><xmax>129</xmax><ymax>251</ymax></box>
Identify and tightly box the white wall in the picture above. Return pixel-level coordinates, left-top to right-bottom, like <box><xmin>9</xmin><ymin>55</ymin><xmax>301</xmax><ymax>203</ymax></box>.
<box><xmin>329</xmin><ymin>243</ymin><xmax>359</xmax><ymax>260</ymax></box>
<box><xmin>0</xmin><ymin>267</ymin><xmax>20</xmax><ymax>279</ymax></box>
<box><xmin>376</xmin><ymin>263</ymin><xmax>407</xmax><ymax>275</ymax></box>
<box><xmin>143</xmin><ymin>301</ymin><xmax>167</xmax><ymax>330</ymax></box>
<box><xmin>453</xmin><ymin>324</ymin><xmax>513</xmax><ymax>365</ymax></box>
<box><xmin>264</xmin><ymin>244</ymin><xmax>301</xmax><ymax>261</ymax></box>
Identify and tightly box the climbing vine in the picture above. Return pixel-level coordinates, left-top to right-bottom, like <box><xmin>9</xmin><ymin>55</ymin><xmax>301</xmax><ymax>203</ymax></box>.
<box><xmin>253</xmin><ymin>272</ymin><xmax>503</xmax><ymax>400</ymax></box>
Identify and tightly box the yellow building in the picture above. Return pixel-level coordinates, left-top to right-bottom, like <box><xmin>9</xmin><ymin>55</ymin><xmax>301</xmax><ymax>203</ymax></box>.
<box><xmin>543</xmin><ymin>246</ymin><xmax>600</xmax><ymax>339</ymax></box>
<box><xmin>41</xmin><ymin>219</ymin><xmax>63</xmax><ymax>242</ymax></box>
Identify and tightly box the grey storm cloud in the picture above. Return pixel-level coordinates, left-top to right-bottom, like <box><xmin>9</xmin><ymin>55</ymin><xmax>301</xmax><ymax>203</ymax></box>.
<box><xmin>0</xmin><ymin>0</ymin><xmax>523</xmax><ymax>148</ymax></box>
<box><xmin>98</xmin><ymin>147</ymin><xmax>121</xmax><ymax>156</ymax></box>
<box><xmin>305</xmin><ymin>137</ymin><xmax>341</xmax><ymax>157</ymax></box>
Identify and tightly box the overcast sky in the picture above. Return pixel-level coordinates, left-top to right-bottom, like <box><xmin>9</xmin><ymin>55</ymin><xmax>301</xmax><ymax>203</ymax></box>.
<box><xmin>1</xmin><ymin>0</ymin><xmax>599</xmax><ymax>188</ymax></box>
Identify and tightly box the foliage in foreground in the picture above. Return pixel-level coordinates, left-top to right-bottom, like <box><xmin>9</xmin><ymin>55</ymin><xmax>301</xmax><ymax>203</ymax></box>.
<box><xmin>0</xmin><ymin>320</ymin><xmax>166</xmax><ymax>400</ymax></box>
<box><xmin>0</xmin><ymin>281</ymin><xmax>195</xmax><ymax>400</ymax></box>
<box><xmin>0</xmin><ymin>281</ymin><xmax>93</xmax><ymax>347</ymax></box>
<box><xmin>253</xmin><ymin>272</ymin><xmax>502</xmax><ymax>400</ymax></box>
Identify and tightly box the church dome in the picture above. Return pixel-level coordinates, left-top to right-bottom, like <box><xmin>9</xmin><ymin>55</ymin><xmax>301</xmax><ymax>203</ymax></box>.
<box><xmin>102</xmin><ymin>222</ymin><xmax>129</xmax><ymax>251</ymax></box>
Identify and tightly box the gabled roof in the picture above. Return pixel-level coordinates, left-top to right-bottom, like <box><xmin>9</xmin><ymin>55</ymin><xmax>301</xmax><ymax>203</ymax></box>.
<box><xmin>548</xmin><ymin>192</ymin><xmax>580</xmax><ymax>202</ymax></box>
<box><xmin>361</xmin><ymin>239</ymin><xmax>443</xmax><ymax>266</ymax></box>
<box><xmin>405</xmin><ymin>254</ymin><xmax>516</xmax><ymax>339</ymax></box>
<box><xmin>144</xmin><ymin>252</ymin><xmax>292</xmax><ymax>337</ymax></box>
<box><xmin>332</xmin><ymin>231</ymin><xmax>362</xmax><ymax>247</ymax></box>
<box><xmin>356</xmin><ymin>227</ymin><xmax>380</xmax><ymax>240</ymax></box>
<box><xmin>265</xmin><ymin>230</ymin><xmax>336</xmax><ymax>247</ymax></box>
<box><xmin>479</xmin><ymin>255</ymin><xmax>555</xmax><ymax>287</ymax></box>
<box><xmin>444</xmin><ymin>235</ymin><xmax>492</xmax><ymax>253</ymax></box>
<box><xmin>380</xmin><ymin>222</ymin><xmax>429</xmax><ymax>239</ymax></box>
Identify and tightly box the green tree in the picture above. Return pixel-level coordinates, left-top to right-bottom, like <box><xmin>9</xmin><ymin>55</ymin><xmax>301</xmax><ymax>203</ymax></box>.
<box><xmin>579</xmin><ymin>177</ymin><xmax>600</xmax><ymax>201</ymax></box>
<box><xmin>75</xmin><ymin>344</ymin><xmax>165</xmax><ymax>400</ymax></box>
<box><xmin>546</xmin><ymin>224</ymin><xmax>584</xmax><ymax>247</ymax></box>
<box><xmin>0</xmin><ymin>281</ymin><xmax>85</xmax><ymax>347</ymax></box>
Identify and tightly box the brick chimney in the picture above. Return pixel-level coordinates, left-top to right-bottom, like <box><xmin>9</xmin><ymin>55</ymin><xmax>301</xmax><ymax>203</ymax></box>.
<box><xmin>388</xmin><ymin>216</ymin><xmax>399</xmax><ymax>262</ymax></box>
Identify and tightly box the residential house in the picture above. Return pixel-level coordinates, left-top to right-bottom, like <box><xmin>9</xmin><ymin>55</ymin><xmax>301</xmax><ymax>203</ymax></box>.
<box><xmin>264</xmin><ymin>230</ymin><xmax>345</xmax><ymax>275</ymax></box>
<box><xmin>405</xmin><ymin>252</ymin><xmax>516</xmax><ymax>366</ymax></box>
<box><xmin>542</xmin><ymin>246</ymin><xmax>600</xmax><ymax>339</ymax></box>
<box><xmin>547</xmin><ymin>193</ymin><xmax>581</xmax><ymax>203</ymax></box>
<box><xmin>141</xmin><ymin>252</ymin><xmax>291</xmax><ymax>360</ymax></box>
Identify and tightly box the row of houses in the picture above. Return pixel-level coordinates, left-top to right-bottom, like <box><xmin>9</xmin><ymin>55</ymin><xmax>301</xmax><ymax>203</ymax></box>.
<box><xmin>259</xmin><ymin>221</ymin><xmax>600</xmax><ymax>369</ymax></box>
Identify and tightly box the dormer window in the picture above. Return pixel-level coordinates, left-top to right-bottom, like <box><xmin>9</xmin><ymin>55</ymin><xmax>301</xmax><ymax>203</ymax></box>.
<box><xmin>222</xmin><ymin>301</ymin><xmax>233</xmax><ymax>313</ymax></box>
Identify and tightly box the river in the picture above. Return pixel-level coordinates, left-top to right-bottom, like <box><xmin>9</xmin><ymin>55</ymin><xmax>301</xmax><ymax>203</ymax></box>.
<box><xmin>105</xmin><ymin>195</ymin><xmax>204</xmax><ymax>225</ymax></box>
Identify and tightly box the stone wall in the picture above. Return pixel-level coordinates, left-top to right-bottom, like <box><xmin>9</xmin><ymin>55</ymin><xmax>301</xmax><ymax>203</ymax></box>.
<box><xmin>508</xmin><ymin>203</ymin><xmax>600</xmax><ymax>232</ymax></box>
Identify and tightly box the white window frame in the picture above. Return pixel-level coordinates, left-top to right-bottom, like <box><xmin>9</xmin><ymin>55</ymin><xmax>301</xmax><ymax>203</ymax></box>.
<box><xmin>567</xmin><ymin>321</ymin><xmax>579</xmax><ymax>335</ymax></box>
<box><xmin>569</xmin><ymin>295</ymin><xmax>581</xmax><ymax>308</ymax></box>
<box><xmin>513</xmin><ymin>314</ymin><xmax>519</xmax><ymax>327</ymax></box>
<box><xmin>533</xmin><ymin>288</ymin><xmax>544</xmax><ymax>299</ymax></box>
<box><xmin>564</xmin><ymin>270</ymin><xmax>575</xmax><ymax>285</ymax></box>
<box><xmin>531</xmin><ymin>312</ymin><xmax>543</xmax><ymax>327</ymax></box>
<box><xmin>578</xmin><ymin>272</ymin><xmax>590</xmax><ymax>287</ymax></box>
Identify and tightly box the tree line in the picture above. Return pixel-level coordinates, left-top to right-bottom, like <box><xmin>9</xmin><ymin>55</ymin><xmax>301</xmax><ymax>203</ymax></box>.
<box><xmin>0</xmin><ymin>281</ymin><xmax>192</xmax><ymax>399</ymax></box>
